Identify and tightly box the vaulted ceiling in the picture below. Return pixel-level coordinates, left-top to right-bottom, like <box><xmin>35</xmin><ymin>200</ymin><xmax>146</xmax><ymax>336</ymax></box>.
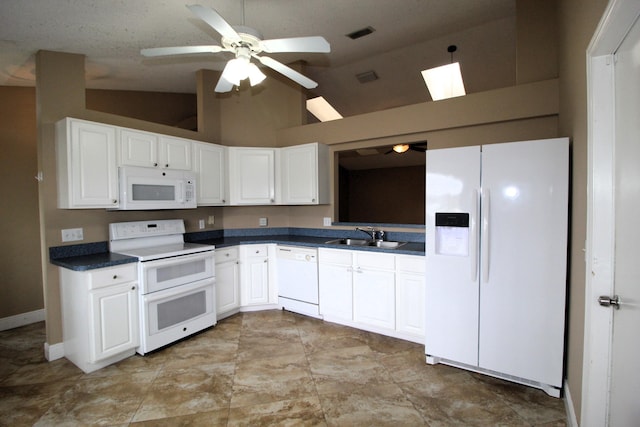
<box><xmin>0</xmin><ymin>0</ymin><xmax>517</xmax><ymax>119</ymax></box>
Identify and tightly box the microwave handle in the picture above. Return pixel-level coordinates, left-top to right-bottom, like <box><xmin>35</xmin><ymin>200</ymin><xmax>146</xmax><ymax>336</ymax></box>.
<box><xmin>177</xmin><ymin>181</ymin><xmax>184</xmax><ymax>203</ymax></box>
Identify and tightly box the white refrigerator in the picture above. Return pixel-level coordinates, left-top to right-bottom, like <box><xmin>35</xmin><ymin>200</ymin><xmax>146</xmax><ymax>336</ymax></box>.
<box><xmin>424</xmin><ymin>138</ymin><xmax>569</xmax><ymax>397</ymax></box>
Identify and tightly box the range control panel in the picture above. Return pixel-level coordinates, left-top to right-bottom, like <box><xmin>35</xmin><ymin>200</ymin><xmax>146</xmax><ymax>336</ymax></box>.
<box><xmin>109</xmin><ymin>219</ymin><xmax>186</xmax><ymax>241</ymax></box>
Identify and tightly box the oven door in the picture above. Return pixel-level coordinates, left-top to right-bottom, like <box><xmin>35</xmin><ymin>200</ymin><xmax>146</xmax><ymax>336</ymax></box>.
<box><xmin>140</xmin><ymin>251</ymin><xmax>214</xmax><ymax>294</ymax></box>
<box><xmin>139</xmin><ymin>277</ymin><xmax>216</xmax><ymax>354</ymax></box>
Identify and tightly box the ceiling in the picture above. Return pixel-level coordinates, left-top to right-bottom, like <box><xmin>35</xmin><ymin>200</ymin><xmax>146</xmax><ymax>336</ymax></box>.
<box><xmin>0</xmin><ymin>0</ymin><xmax>517</xmax><ymax>119</ymax></box>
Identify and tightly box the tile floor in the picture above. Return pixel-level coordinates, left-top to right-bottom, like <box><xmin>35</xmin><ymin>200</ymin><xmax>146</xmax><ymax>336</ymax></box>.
<box><xmin>0</xmin><ymin>310</ymin><xmax>567</xmax><ymax>426</ymax></box>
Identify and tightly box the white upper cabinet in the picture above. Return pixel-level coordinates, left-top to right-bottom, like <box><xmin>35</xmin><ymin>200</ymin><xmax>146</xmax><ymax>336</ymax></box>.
<box><xmin>280</xmin><ymin>142</ymin><xmax>329</xmax><ymax>205</ymax></box>
<box><xmin>228</xmin><ymin>147</ymin><xmax>276</xmax><ymax>205</ymax></box>
<box><xmin>193</xmin><ymin>141</ymin><xmax>227</xmax><ymax>205</ymax></box>
<box><xmin>119</xmin><ymin>128</ymin><xmax>192</xmax><ymax>170</ymax></box>
<box><xmin>56</xmin><ymin>118</ymin><xmax>119</xmax><ymax>209</ymax></box>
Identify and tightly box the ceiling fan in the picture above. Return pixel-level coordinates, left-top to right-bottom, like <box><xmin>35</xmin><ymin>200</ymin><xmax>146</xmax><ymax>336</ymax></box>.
<box><xmin>385</xmin><ymin>142</ymin><xmax>428</xmax><ymax>154</ymax></box>
<box><xmin>141</xmin><ymin>4</ymin><xmax>330</xmax><ymax>93</ymax></box>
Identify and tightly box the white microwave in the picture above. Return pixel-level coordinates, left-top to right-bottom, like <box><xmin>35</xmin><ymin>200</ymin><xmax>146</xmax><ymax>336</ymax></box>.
<box><xmin>116</xmin><ymin>166</ymin><xmax>197</xmax><ymax>210</ymax></box>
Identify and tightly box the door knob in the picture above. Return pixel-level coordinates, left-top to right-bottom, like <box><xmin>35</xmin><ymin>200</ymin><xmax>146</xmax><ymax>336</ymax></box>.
<box><xmin>598</xmin><ymin>295</ymin><xmax>620</xmax><ymax>309</ymax></box>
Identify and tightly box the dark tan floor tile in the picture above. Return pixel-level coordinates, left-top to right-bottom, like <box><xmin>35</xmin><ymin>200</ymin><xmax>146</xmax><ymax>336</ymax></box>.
<box><xmin>129</xmin><ymin>407</ymin><xmax>230</xmax><ymax>426</ymax></box>
<box><xmin>319</xmin><ymin>383</ymin><xmax>425</xmax><ymax>426</ymax></box>
<box><xmin>132</xmin><ymin>362</ymin><xmax>234</xmax><ymax>422</ymax></box>
<box><xmin>1</xmin><ymin>357</ymin><xmax>83</xmax><ymax>386</ymax></box>
<box><xmin>471</xmin><ymin>373</ymin><xmax>567</xmax><ymax>424</ymax></box>
<box><xmin>231</xmin><ymin>353</ymin><xmax>315</xmax><ymax>407</ymax></box>
<box><xmin>378</xmin><ymin>349</ymin><xmax>467</xmax><ymax>384</ymax></box>
<box><xmin>399</xmin><ymin>375</ymin><xmax>529</xmax><ymax>426</ymax></box>
<box><xmin>308</xmin><ymin>345</ymin><xmax>393</xmax><ymax>395</ymax></box>
<box><xmin>33</xmin><ymin>371</ymin><xmax>155</xmax><ymax>426</ymax></box>
<box><xmin>228</xmin><ymin>396</ymin><xmax>327</xmax><ymax>427</ymax></box>
<box><xmin>240</xmin><ymin>309</ymin><xmax>297</xmax><ymax>331</ymax></box>
<box><xmin>0</xmin><ymin>380</ymin><xmax>75</xmax><ymax>427</ymax></box>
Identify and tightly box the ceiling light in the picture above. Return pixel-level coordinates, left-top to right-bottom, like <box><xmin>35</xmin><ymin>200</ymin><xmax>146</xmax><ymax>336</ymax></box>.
<box><xmin>216</xmin><ymin>47</ymin><xmax>266</xmax><ymax>91</ymax></box>
<box><xmin>306</xmin><ymin>96</ymin><xmax>343</xmax><ymax>122</ymax></box>
<box><xmin>393</xmin><ymin>144</ymin><xmax>410</xmax><ymax>153</ymax></box>
<box><xmin>421</xmin><ymin>45</ymin><xmax>466</xmax><ymax>101</ymax></box>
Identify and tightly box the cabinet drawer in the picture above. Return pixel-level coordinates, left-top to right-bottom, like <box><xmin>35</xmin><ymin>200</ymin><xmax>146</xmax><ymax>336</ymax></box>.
<box><xmin>216</xmin><ymin>246</ymin><xmax>239</xmax><ymax>262</ymax></box>
<box><xmin>396</xmin><ymin>255</ymin><xmax>426</xmax><ymax>273</ymax></box>
<box><xmin>88</xmin><ymin>264</ymin><xmax>137</xmax><ymax>290</ymax></box>
<box><xmin>243</xmin><ymin>244</ymin><xmax>269</xmax><ymax>257</ymax></box>
<box><xmin>355</xmin><ymin>252</ymin><xmax>395</xmax><ymax>270</ymax></box>
<box><xmin>319</xmin><ymin>248</ymin><xmax>353</xmax><ymax>265</ymax></box>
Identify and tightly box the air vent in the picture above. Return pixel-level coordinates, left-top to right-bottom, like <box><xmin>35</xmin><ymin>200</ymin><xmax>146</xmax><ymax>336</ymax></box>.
<box><xmin>356</xmin><ymin>70</ymin><xmax>379</xmax><ymax>84</ymax></box>
<box><xmin>346</xmin><ymin>26</ymin><xmax>375</xmax><ymax>40</ymax></box>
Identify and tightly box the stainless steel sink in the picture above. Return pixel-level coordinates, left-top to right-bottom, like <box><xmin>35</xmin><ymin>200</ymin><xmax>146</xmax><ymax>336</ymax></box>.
<box><xmin>325</xmin><ymin>238</ymin><xmax>370</xmax><ymax>246</ymax></box>
<box><xmin>325</xmin><ymin>238</ymin><xmax>407</xmax><ymax>249</ymax></box>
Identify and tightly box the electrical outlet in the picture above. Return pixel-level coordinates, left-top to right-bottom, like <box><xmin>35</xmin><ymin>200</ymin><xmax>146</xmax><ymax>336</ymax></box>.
<box><xmin>259</xmin><ymin>217</ymin><xmax>268</xmax><ymax>227</ymax></box>
<box><xmin>323</xmin><ymin>217</ymin><xmax>332</xmax><ymax>226</ymax></box>
<box><xmin>61</xmin><ymin>228</ymin><xmax>84</xmax><ymax>242</ymax></box>
<box><xmin>198</xmin><ymin>219</ymin><xmax>205</xmax><ymax>229</ymax></box>
<box><xmin>207</xmin><ymin>215</ymin><xmax>215</xmax><ymax>225</ymax></box>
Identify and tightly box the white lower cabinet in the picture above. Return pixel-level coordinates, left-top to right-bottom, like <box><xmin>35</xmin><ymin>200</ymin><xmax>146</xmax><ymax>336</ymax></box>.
<box><xmin>240</xmin><ymin>244</ymin><xmax>277</xmax><ymax>308</ymax></box>
<box><xmin>319</xmin><ymin>248</ymin><xmax>425</xmax><ymax>343</ymax></box>
<box><xmin>395</xmin><ymin>255</ymin><xmax>426</xmax><ymax>339</ymax></box>
<box><xmin>60</xmin><ymin>263</ymin><xmax>139</xmax><ymax>373</ymax></box>
<box><xmin>214</xmin><ymin>246</ymin><xmax>240</xmax><ymax>320</ymax></box>
<box><xmin>318</xmin><ymin>249</ymin><xmax>353</xmax><ymax>321</ymax></box>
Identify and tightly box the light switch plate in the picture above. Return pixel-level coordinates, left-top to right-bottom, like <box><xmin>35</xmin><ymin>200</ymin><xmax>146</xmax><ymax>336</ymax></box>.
<box><xmin>259</xmin><ymin>217</ymin><xmax>268</xmax><ymax>227</ymax></box>
<box><xmin>198</xmin><ymin>219</ymin><xmax>205</xmax><ymax>229</ymax></box>
<box><xmin>323</xmin><ymin>217</ymin><xmax>332</xmax><ymax>227</ymax></box>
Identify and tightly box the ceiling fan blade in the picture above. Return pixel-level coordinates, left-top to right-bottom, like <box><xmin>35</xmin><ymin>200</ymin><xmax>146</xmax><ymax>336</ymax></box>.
<box><xmin>187</xmin><ymin>4</ymin><xmax>241</xmax><ymax>43</ymax></box>
<box><xmin>141</xmin><ymin>45</ymin><xmax>225</xmax><ymax>57</ymax></box>
<box><xmin>410</xmin><ymin>145</ymin><xmax>427</xmax><ymax>152</ymax></box>
<box><xmin>214</xmin><ymin>61</ymin><xmax>237</xmax><ymax>93</ymax></box>
<box><xmin>256</xmin><ymin>56</ymin><xmax>318</xmax><ymax>89</ymax></box>
<box><xmin>261</xmin><ymin>36</ymin><xmax>330</xmax><ymax>53</ymax></box>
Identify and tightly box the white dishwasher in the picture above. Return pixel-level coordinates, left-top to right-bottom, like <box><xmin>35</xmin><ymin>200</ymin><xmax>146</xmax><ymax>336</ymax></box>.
<box><xmin>277</xmin><ymin>246</ymin><xmax>320</xmax><ymax>318</ymax></box>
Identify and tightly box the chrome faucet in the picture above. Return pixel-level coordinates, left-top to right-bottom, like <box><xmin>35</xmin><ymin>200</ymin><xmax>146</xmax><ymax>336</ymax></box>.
<box><xmin>355</xmin><ymin>226</ymin><xmax>385</xmax><ymax>241</ymax></box>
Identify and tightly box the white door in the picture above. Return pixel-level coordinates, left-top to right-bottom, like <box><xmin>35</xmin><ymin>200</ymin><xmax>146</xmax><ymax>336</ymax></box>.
<box><xmin>610</xmin><ymin>11</ymin><xmax>640</xmax><ymax>426</ymax></box>
<box><xmin>585</xmin><ymin>1</ymin><xmax>640</xmax><ymax>424</ymax></box>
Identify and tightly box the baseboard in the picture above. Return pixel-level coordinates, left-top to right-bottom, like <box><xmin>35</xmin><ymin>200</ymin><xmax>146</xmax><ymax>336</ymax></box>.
<box><xmin>0</xmin><ymin>308</ymin><xmax>45</xmax><ymax>331</ymax></box>
<box><xmin>44</xmin><ymin>341</ymin><xmax>65</xmax><ymax>361</ymax></box>
<box><xmin>564</xmin><ymin>379</ymin><xmax>579</xmax><ymax>427</ymax></box>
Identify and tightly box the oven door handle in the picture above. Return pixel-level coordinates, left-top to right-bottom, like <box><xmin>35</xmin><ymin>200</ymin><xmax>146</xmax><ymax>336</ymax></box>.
<box><xmin>140</xmin><ymin>251</ymin><xmax>214</xmax><ymax>269</ymax></box>
<box><xmin>143</xmin><ymin>278</ymin><xmax>215</xmax><ymax>303</ymax></box>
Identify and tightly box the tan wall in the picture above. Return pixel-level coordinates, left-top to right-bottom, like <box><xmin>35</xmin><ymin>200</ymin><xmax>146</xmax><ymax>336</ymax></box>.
<box><xmin>557</xmin><ymin>0</ymin><xmax>609</xmax><ymax>422</ymax></box>
<box><xmin>0</xmin><ymin>87</ymin><xmax>43</xmax><ymax>319</ymax></box>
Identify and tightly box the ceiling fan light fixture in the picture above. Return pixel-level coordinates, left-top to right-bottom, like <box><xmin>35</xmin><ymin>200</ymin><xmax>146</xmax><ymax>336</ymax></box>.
<box><xmin>247</xmin><ymin>63</ymin><xmax>266</xmax><ymax>86</ymax></box>
<box><xmin>393</xmin><ymin>144</ymin><xmax>410</xmax><ymax>153</ymax></box>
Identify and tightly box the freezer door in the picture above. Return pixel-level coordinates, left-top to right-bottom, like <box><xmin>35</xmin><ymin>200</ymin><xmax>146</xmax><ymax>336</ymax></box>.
<box><xmin>478</xmin><ymin>138</ymin><xmax>568</xmax><ymax>387</ymax></box>
<box><xmin>425</xmin><ymin>145</ymin><xmax>481</xmax><ymax>366</ymax></box>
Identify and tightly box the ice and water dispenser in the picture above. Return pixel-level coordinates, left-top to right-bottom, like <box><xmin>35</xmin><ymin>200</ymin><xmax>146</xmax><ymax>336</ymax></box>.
<box><xmin>435</xmin><ymin>213</ymin><xmax>469</xmax><ymax>256</ymax></box>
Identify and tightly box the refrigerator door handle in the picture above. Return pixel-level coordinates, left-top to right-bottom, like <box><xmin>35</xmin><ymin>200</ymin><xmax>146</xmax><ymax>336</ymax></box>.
<box><xmin>470</xmin><ymin>189</ymin><xmax>479</xmax><ymax>281</ymax></box>
<box><xmin>482</xmin><ymin>188</ymin><xmax>490</xmax><ymax>283</ymax></box>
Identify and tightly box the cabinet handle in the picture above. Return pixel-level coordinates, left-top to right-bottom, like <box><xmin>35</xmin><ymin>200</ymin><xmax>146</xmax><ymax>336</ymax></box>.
<box><xmin>165</xmin><ymin>164</ymin><xmax>169</xmax><ymax>168</ymax></box>
<box><xmin>112</xmin><ymin>275</ymin><xmax>118</xmax><ymax>279</ymax></box>
<box><xmin>312</xmin><ymin>198</ymin><xmax>316</xmax><ymax>202</ymax></box>
<box><xmin>222</xmin><ymin>199</ymin><xmax>226</xmax><ymax>203</ymax></box>
<box><xmin>154</xmin><ymin>162</ymin><xmax>158</xmax><ymax>167</ymax></box>
<box><xmin>131</xmin><ymin>286</ymin><xmax>136</xmax><ymax>290</ymax></box>
<box><xmin>264</xmin><ymin>259</ymin><xmax>268</xmax><ymax>263</ymax></box>
<box><xmin>112</xmin><ymin>199</ymin><xmax>118</xmax><ymax>204</ymax></box>
<box><xmin>225</xmin><ymin>253</ymin><xmax>230</xmax><ymax>257</ymax></box>
<box><xmin>270</xmin><ymin>199</ymin><xmax>275</xmax><ymax>203</ymax></box>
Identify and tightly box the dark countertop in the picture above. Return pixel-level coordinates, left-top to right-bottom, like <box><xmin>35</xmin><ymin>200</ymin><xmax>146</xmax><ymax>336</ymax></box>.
<box><xmin>50</xmin><ymin>251</ymin><xmax>138</xmax><ymax>271</ymax></box>
<box><xmin>192</xmin><ymin>235</ymin><xmax>425</xmax><ymax>255</ymax></box>
<box><xmin>50</xmin><ymin>227</ymin><xmax>425</xmax><ymax>271</ymax></box>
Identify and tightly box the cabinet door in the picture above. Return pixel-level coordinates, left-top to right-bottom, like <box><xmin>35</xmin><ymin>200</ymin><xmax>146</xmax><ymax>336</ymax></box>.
<box><xmin>243</xmin><ymin>257</ymin><xmax>270</xmax><ymax>305</ymax></box>
<box><xmin>193</xmin><ymin>142</ymin><xmax>227</xmax><ymax>205</ymax></box>
<box><xmin>216</xmin><ymin>260</ymin><xmax>240</xmax><ymax>317</ymax></box>
<box><xmin>89</xmin><ymin>282</ymin><xmax>138</xmax><ymax>362</ymax></box>
<box><xmin>159</xmin><ymin>135</ymin><xmax>192</xmax><ymax>170</ymax></box>
<box><xmin>396</xmin><ymin>272</ymin><xmax>425</xmax><ymax>337</ymax></box>
<box><xmin>281</xmin><ymin>143</ymin><xmax>318</xmax><ymax>204</ymax></box>
<box><xmin>62</xmin><ymin>119</ymin><xmax>119</xmax><ymax>208</ymax></box>
<box><xmin>353</xmin><ymin>268</ymin><xmax>395</xmax><ymax>330</ymax></box>
<box><xmin>318</xmin><ymin>263</ymin><xmax>353</xmax><ymax>320</ymax></box>
<box><xmin>229</xmin><ymin>148</ymin><xmax>276</xmax><ymax>204</ymax></box>
<box><xmin>119</xmin><ymin>128</ymin><xmax>159</xmax><ymax>168</ymax></box>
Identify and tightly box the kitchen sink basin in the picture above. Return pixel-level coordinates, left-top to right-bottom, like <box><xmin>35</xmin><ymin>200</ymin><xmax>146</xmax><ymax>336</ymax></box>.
<box><xmin>325</xmin><ymin>238</ymin><xmax>370</xmax><ymax>246</ymax></box>
<box><xmin>325</xmin><ymin>239</ymin><xmax>407</xmax><ymax>249</ymax></box>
